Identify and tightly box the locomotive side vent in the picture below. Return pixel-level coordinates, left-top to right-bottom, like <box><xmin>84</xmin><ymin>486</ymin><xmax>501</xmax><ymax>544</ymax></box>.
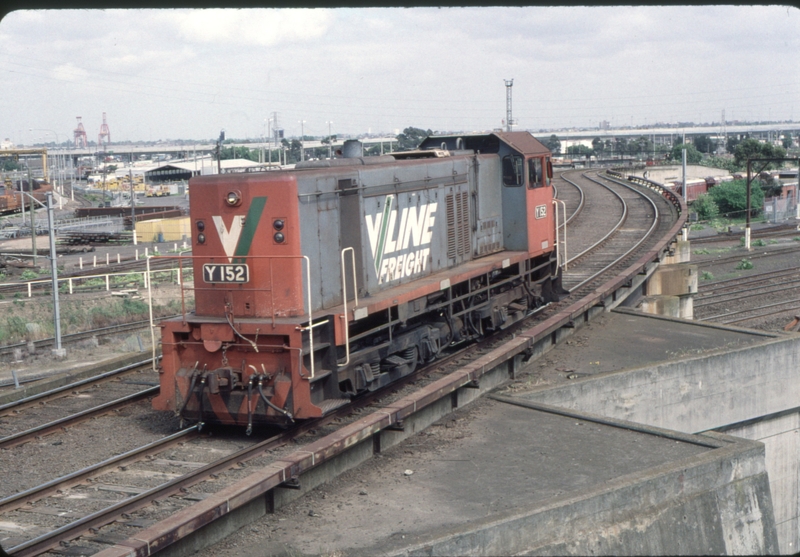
<box><xmin>446</xmin><ymin>190</ymin><xmax>471</xmax><ymax>260</ymax></box>
<box><xmin>457</xmin><ymin>191</ymin><xmax>470</xmax><ymax>256</ymax></box>
<box><xmin>446</xmin><ymin>193</ymin><xmax>456</xmax><ymax>259</ymax></box>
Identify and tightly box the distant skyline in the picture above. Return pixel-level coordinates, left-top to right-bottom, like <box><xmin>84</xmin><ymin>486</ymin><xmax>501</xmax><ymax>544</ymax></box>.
<box><xmin>1</xmin><ymin>6</ymin><xmax>798</xmax><ymax>145</ymax></box>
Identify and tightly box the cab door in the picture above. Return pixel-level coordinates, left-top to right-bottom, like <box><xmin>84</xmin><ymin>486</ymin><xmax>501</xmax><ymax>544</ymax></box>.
<box><xmin>525</xmin><ymin>156</ymin><xmax>555</xmax><ymax>258</ymax></box>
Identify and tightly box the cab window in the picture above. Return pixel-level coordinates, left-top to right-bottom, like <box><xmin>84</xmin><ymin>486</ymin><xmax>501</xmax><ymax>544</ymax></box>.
<box><xmin>528</xmin><ymin>159</ymin><xmax>542</xmax><ymax>189</ymax></box>
<box><xmin>545</xmin><ymin>158</ymin><xmax>553</xmax><ymax>187</ymax></box>
<box><xmin>502</xmin><ymin>155</ymin><xmax>524</xmax><ymax>186</ymax></box>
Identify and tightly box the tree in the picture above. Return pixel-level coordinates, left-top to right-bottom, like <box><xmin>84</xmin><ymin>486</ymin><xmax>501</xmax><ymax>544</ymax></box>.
<box><xmin>759</xmin><ymin>175</ymin><xmax>784</xmax><ymax>198</ymax></box>
<box><xmin>220</xmin><ymin>146</ymin><xmax>259</xmax><ymax>162</ymax></box>
<box><xmin>668</xmin><ymin>143</ymin><xmax>702</xmax><ymax>164</ymax></box>
<box><xmin>566</xmin><ymin>145</ymin><xmax>594</xmax><ymax>158</ymax></box>
<box><xmin>782</xmin><ymin>132</ymin><xmax>794</xmax><ymax>150</ymax></box>
<box><xmin>395</xmin><ymin>127</ymin><xmax>433</xmax><ymax>151</ymax></box>
<box><xmin>281</xmin><ymin>138</ymin><xmax>303</xmax><ymax>163</ymax></box>
<box><xmin>591</xmin><ymin>137</ymin><xmax>605</xmax><ymax>156</ymax></box>
<box><xmin>1</xmin><ymin>159</ymin><xmax>21</xmax><ymax>171</ymax></box>
<box><xmin>700</xmin><ymin>156</ymin><xmax>737</xmax><ymax>173</ymax></box>
<box><xmin>633</xmin><ymin>136</ymin><xmax>653</xmax><ymax>157</ymax></box>
<box><xmin>693</xmin><ymin>134</ymin><xmax>716</xmax><ymax>154</ymax></box>
<box><xmin>726</xmin><ymin>134</ymin><xmax>746</xmax><ymax>154</ymax></box>
<box><xmin>540</xmin><ymin>134</ymin><xmax>561</xmax><ymax>155</ymax></box>
<box><xmin>613</xmin><ymin>137</ymin><xmax>628</xmax><ymax>157</ymax></box>
<box><xmin>691</xmin><ymin>193</ymin><xmax>719</xmax><ymax>221</ymax></box>
<box><xmin>708</xmin><ymin>179</ymin><xmax>764</xmax><ymax>218</ymax></box>
<box><xmin>733</xmin><ymin>138</ymin><xmax>787</xmax><ymax>169</ymax></box>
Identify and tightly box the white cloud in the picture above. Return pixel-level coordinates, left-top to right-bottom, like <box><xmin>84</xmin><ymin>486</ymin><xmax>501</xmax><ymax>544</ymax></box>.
<box><xmin>50</xmin><ymin>63</ymin><xmax>89</xmax><ymax>83</ymax></box>
<box><xmin>160</xmin><ymin>8</ymin><xmax>333</xmax><ymax>46</ymax></box>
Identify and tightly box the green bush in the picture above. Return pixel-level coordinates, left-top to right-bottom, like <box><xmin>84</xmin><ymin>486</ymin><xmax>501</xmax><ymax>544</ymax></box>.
<box><xmin>735</xmin><ymin>259</ymin><xmax>754</xmax><ymax>270</ymax></box>
<box><xmin>708</xmin><ymin>180</ymin><xmax>764</xmax><ymax>217</ymax></box>
<box><xmin>700</xmin><ymin>271</ymin><xmax>714</xmax><ymax>281</ymax></box>
<box><xmin>20</xmin><ymin>270</ymin><xmax>39</xmax><ymax>281</ymax></box>
<box><xmin>691</xmin><ymin>194</ymin><xmax>719</xmax><ymax>220</ymax></box>
<box><xmin>6</xmin><ymin>316</ymin><xmax>27</xmax><ymax>337</ymax></box>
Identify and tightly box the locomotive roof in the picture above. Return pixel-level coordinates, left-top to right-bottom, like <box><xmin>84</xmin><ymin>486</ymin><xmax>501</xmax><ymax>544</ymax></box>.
<box><xmin>418</xmin><ymin>131</ymin><xmax>550</xmax><ymax>157</ymax></box>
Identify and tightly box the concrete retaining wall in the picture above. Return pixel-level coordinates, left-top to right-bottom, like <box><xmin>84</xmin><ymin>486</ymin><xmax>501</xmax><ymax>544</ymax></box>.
<box><xmin>520</xmin><ymin>334</ymin><xmax>800</xmax><ymax>554</ymax></box>
<box><xmin>383</xmin><ymin>431</ymin><xmax>777</xmax><ymax>557</ymax></box>
<box><xmin>722</xmin><ymin>411</ymin><xmax>800</xmax><ymax>554</ymax></box>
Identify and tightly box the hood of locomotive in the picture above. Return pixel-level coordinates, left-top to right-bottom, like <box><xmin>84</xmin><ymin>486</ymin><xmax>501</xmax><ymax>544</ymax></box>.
<box><xmin>189</xmin><ymin>172</ymin><xmax>304</xmax><ymax>319</ymax></box>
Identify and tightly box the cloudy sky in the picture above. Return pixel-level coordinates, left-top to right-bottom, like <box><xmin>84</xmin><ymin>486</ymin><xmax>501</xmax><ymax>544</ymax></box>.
<box><xmin>0</xmin><ymin>6</ymin><xmax>798</xmax><ymax>145</ymax></box>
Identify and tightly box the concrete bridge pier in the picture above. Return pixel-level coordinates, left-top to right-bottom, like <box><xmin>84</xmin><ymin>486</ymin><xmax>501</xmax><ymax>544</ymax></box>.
<box><xmin>641</xmin><ymin>238</ymin><xmax>696</xmax><ymax>319</ymax></box>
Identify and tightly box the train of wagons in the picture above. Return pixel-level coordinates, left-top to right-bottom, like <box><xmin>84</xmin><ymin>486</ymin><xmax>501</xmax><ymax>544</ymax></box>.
<box><xmin>153</xmin><ymin>131</ymin><xmax>564</xmax><ymax>431</ymax></box>
<box><xmin>0</xmin><ymin>178</ymin><xmax>52</xmax><ymax>214</ymax></box>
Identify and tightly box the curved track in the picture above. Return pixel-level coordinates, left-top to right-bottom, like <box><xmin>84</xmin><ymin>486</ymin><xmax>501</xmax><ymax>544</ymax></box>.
<box><xmin>558</xmin><ymin>170</ymin><xmax>676</xmax><ymax>295</ymax></box>
<box><xmin>1</xmin><ymin>169</ymin><xmax>688</xmax><ymax>556</ymax></box>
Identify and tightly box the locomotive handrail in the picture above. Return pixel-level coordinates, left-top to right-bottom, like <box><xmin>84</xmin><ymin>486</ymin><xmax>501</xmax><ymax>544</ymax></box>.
<box><xmin>145</xmin><ymin>253</ymin><xmax>319</xmax><ymax>379</ymax></box>
<box><xmin>146</xmin><ymin>256</ymin><xmax>157</xmax><ymax>371</ymax></box>
<box><xmin>552</xmin><ymin>199</ymin><xmax>567</xmax><ymax>271</ymax></box>
<box><xmin>338</xmin><ymin>247</ymin><xmax>358</xmax><ymax>367</ymax></box>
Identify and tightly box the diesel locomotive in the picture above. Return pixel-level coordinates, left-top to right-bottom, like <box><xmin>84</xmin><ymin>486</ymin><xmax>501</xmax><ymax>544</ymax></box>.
<box><xmin>153</xmin><ymin>131</ymin><xmax>563</xmax><ymax>430</ymax></box>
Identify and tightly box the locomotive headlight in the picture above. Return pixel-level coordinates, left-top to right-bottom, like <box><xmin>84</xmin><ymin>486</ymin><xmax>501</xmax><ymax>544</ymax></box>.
<box><xmin>225</xmin><ymin>190</ymin><xmax>242</xmax><ymax>206</ymax></box>
<box><xmin>274</xmin><ymin>232</ymin><xmax>285</xmax><ymax>243</ymax></box>
<box><xmin>197</xmin><ymin>233</ymin><xmax>206</xmax><ymax>244</ymax></box>
<box><xmin>273</xmin><ymin>219</ymin><xmax>285</xmax><ymax>231</ymax></box>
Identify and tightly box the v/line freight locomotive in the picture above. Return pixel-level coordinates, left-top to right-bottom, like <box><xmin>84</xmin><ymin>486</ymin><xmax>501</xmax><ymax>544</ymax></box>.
<box><xmin>153</xmin><ymin>132</ymin><xmax>564</xmax><ymax>430</ymax></box>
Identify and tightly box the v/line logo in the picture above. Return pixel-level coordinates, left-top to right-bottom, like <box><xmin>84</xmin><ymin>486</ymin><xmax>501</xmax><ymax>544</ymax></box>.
<box><xmin>211</xmin><ymin>197</ymin><xmax>268</xmax><ymax>263</ymax></box>
<box><xmin>365</xmin><ymin>194</ymin><xmax>437</xmax><ymax>284</ymax></box>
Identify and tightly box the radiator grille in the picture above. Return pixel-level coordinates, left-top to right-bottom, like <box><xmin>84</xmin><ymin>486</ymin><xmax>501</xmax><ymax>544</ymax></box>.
<box><xmin>446</xmin><ymin>190</ymin><xmax>470</xmax><ymax>260</ymax></box>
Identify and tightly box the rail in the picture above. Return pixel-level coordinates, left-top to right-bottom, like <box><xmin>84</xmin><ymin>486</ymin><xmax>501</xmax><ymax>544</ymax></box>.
<box><xmin>606</xmin><ymin>169</ymin><xmax>686</xmax><ymax>217</ymax></box>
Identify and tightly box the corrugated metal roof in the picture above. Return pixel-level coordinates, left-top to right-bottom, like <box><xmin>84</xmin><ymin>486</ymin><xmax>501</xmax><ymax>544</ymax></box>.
<box><xmin>491</xmin><ymin>132</ymin><xmax>551</xmax><ymax>156</ymax></box>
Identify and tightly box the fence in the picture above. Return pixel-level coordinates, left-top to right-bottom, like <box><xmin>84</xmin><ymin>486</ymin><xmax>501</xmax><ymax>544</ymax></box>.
<box><xmin>763</xmin><ymin>196</ymin><xmax>799</xmax><ymax>223</ymax></box>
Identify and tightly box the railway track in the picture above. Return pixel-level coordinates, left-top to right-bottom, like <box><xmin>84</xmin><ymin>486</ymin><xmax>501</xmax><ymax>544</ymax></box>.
<box><xmin>690</xmin><ymin>222</ymin><xmax>800</xmax><ymax>245</ymax></box>
<box><xmin>0</xmin><ymin>361</ymin><xmax>159</xmax><ymax>451</ymax></box>
<box><xmin>0</xmin><ymin>170</ymin><xmax>687</xmax><ymax>556</ymax></box>
<box><xmin>694</xmin><ymin>266</ymin><xmax>800</xmax><ymax>309</ymax></box>
<box><xmin>0</xmin><ymin>319</ymin><xmax>159</xmax><ymax>363</ymax></box>
<box><xmin>559</xmin><ymin>170</ymin><xmax>676</xmax><ymax>296</ymax></box>
<box><xmin>1</xmin><ymin>337</ymin><xmax>488</xmax><ymax>557</ymax></box>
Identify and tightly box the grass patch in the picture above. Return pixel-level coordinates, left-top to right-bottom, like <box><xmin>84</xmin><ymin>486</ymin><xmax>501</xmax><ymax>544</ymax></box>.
<box><xmin>735</xmin><ymin>259</ymin><xmax>754</xmax><ymax>270</ymax></box>
<box><xmin>700</xmin><ymin>271</ymin><xmax>714</xmax><ymax>281</ymax></box>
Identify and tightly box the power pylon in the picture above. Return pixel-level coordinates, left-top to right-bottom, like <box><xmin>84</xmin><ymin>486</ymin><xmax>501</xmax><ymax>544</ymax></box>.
<box><xmin>504</xmin><ymin>79</ymin><xmax>516</xmax><ymax>132</ymax></box>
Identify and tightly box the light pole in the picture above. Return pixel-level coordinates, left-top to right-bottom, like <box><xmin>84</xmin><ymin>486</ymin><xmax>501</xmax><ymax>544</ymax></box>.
<box><xmin>299</xmin><ymin>120</ymin><xmax>306</xmax><ymax>161</ymax></box>
<box><xmin>18</xmin><ymin>190</ymin><xmax>64</xmax><ymax>356</ymax></box>
<box><xmin>266</xmin><ymin>118</ymin><xmax>272</xmax><ymax>167</ymax></box>
<box><xmin>30</xmin><ymin>128</ymin><xmax>61</xmax><ymax>189</ymax></box>
<box><xmin>326</xmin><ymin>121</ymin><xmax>333</xmax><ymax>159</ymax></box>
